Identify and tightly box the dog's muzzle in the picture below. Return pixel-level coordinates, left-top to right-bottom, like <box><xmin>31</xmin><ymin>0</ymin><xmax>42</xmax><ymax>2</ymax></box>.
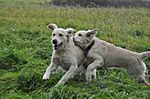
<box><xmin>73</xmin><ymin>37</ymin><xmax>80</xmax><ymax>45</ymax></box>
<box><xmin>53</xmin><ymin>42</ymin><xmax>63</xmax><ymax>50</ymax></box>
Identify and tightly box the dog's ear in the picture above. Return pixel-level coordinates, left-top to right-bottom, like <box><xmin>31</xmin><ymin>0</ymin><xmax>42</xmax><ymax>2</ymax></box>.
<box><xmin>86</xmin><ymin>29</ymin><xmax>97</xmax><ymax>39</ymax></box>
<box><xmin>66</xmin><ymin>28</ymin><xmax>76</xmax><ymax>35</ymax></box>
<box><xmin>47</xmin><ymin>23</ymin><xmax>57</xmax><ymax>30</ymax></box>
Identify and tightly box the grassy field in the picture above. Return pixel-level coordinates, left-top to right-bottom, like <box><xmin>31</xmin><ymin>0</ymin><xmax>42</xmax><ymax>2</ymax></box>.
<box><xmin>0</xmin><ymin>0</ymin><xmax>150</xmax><ymax>98</ymax></box>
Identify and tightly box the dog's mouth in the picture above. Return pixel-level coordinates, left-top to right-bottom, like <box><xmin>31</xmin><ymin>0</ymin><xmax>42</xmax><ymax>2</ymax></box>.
<box><xmin>73</xmin><ymin>37</ymin><xmax>80</xmax><ymax>45</ymax></box>
<box><xmin>53</xmin><ymin>42</ymin><xmax>63</xmax><ymax>50</ymax></box>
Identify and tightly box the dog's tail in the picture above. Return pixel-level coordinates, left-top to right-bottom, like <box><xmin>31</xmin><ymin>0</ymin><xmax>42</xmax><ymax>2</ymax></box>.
<box><xmin>139</xmin><ymin>51</ymin><xmax>150</xmax><ymax>60</ymax></box>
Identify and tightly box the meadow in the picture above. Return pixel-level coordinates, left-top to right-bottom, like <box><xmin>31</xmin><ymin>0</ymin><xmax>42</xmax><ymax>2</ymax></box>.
<box><xmin>0</xmin><ymin>0</ymin><xmax>150</xmax><ymax>98</ymax></box>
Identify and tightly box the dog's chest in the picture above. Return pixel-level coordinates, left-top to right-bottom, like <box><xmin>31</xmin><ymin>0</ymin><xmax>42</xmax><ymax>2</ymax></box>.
<box><xmin>57</xmin><ymin>55</ymin><xmax>72</xmax><ymax>70</ymax></box>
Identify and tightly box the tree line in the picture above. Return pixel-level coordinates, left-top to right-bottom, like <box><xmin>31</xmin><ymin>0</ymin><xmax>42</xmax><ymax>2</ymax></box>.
<box><xmin>51</xmin><ymin>0</ymin><xmax>150</xmax><ymax>8</ymax></box>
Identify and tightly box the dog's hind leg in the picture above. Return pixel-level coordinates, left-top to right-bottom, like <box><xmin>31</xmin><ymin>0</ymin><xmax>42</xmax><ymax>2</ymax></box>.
<box><xmin>128</xmin><ymin>60</ymin><xmax>149</xmax><ymax>85</ymax></box>
<box><xmin>55</xmin><ymin>65</ymin><xmax>78</xmax><ymax>87</ymax></box>
<box><xmin>137</xmin><ymin>62</ymin><xmax>149</xmax><ymax>86</ymax></box>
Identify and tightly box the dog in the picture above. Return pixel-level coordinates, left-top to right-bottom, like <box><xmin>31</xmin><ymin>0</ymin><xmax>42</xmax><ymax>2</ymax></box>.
<box><xmin>42</xmin><ymin>24</ymin><xmax>86</xmax><ymax>87</ymax></box>
<box><xmin>73</xmin><ymin>29</ymin><xmax>150</xmax><ymax>85</ymax></box>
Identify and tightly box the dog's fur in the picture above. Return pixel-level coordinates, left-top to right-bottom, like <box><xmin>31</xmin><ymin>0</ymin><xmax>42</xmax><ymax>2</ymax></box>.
<box><xmin>43</xmin><ymin>24</ymin><xmax>85</xmax><ymax>87</ymax></box>
<box><xmin>73</xmin><ymin>29</ymin><xmax>150</xmax><ymax>85</ymax></box>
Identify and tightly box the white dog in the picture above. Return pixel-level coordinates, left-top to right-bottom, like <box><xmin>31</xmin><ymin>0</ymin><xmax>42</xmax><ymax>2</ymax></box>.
<box><xmin>43</xmin><ymin>24</ymin><xmax>85</xmax><ymax>87</ymax></box>
<box><xmin>73</xmin><ymin>29</ymin><xmax>150</xmax><ymax>85</ymax></box>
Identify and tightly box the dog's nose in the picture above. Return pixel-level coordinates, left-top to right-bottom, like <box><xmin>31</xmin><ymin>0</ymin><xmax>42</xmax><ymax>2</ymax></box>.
<box><xmin>52</xmin><ymin>39</ymin><xmax>57</xmax><ymax>44</ymax></box>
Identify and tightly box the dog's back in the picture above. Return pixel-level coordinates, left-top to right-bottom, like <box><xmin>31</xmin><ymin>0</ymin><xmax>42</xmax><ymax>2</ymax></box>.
<box><xmin>93</xmin><ymin>38</ymin><xmax>143</xmax><ymax>67</ymax></box>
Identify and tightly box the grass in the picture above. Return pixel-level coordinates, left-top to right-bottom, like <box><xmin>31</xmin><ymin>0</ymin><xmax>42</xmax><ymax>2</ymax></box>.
<box><xmin>0</xmin><ymin>0</ymin><xmax>150</xmax><ymax>98</ymax></box>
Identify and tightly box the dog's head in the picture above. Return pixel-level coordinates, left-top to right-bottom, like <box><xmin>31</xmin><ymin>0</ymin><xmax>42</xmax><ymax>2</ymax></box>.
<box><xmin>73</xmin><ymin>29</ymin><xmax>97</xmax><ymax>49</ymax></box>
<box><xmin>47</xmin><ymin>23</ymin><xmax>76</xmax><ymax>51</ymax></box>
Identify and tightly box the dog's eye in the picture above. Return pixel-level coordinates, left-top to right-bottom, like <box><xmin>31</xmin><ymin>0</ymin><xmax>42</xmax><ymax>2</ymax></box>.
<box><xmin>78</xmin><ymin>34</ymin><xmax>82</xmax><ymax>36</ymax></box>
<box><xmin>52</xmin><ymin>34</ymin><xmax>56</xmax><ymax>36</ymax></box>
<box><xmin>59</xmin><ymin>34</ymin><xmax>63</xmax><ymax>36</ymax></box>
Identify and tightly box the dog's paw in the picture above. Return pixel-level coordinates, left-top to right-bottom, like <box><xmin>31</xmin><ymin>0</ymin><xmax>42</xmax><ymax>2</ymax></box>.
<box><xmin>42</xmin><ymin>74</ymin><xmax>49</xmax><ymax>80</ymax></box>
<box><xmin>86</xmin><ymin>78</ymin><xmax>92</xmax><ymax>83</ymax></box>
<box><xmin>144</xmin><ymin>82</ymin><xmax>150</xmax><ymax>86</ymax></box>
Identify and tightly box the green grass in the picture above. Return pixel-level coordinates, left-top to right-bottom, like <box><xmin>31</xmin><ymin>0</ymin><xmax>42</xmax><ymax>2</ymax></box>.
<box><xmin>0</xmin><ymin>0</ymin><xmax>150</xmax><ymax>98</ymax></box>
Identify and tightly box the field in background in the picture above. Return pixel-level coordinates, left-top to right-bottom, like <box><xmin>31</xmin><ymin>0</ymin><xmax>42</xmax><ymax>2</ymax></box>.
<box><xmin>0</xmin><ymin>0</ymin><xmax>150</xmax><ymax>98</ymax></box>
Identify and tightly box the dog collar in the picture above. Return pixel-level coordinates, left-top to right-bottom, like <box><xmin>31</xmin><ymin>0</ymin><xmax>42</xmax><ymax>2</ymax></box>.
<box><xmin>84</xmin><ymin>40</ymin><xmax>95</xmax><ymax>56</ymax></box>
<box><xmin>73</xmin><ymin>37</ymin><xmax>95</xmax><ymax>56</ymax></box>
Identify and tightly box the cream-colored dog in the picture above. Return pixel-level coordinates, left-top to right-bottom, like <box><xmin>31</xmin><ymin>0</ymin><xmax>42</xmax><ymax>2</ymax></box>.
<box><xmin>43</xmin><ymin>24</ymin><xmax>85</xmax><ymax>87</ymax></box>
<box><xmin>73</xmin><ymin>29</ymin><xmax>150</xmax><ymax>85</ymax></box>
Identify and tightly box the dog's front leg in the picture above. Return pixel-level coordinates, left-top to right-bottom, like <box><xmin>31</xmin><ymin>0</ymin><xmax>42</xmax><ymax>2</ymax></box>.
<box><xmin>86</xmin><ymin>58</ymin><xmax>104</xmax><ymax>82</ymax></box>
<box><xmin>91</xmin><ymin>69</ymin><xmax>96</xmax><ymax>79</ymax></box>
<box><xmin>55</xmin><ymin>65</ymin><xmax>78</xmax><ymax>87</ymax></box>
<box><xmin>43</xmin><ymin>62</ymin><xmax>58</xmax><ymax>80</ymax></box>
